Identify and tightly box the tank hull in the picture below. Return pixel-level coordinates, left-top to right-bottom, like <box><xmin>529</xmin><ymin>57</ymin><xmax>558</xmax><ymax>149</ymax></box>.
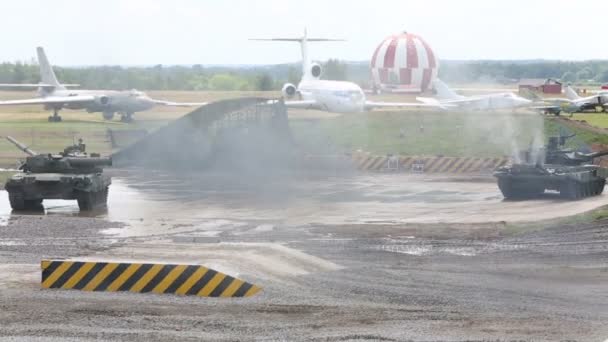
<box><xmin>494</xmin><ymin>164</ymin><xmax>608</xmax><ymax>200</ymax></box>
<box><xmin>5</xmin><ymin>173</ymin><xmax>111</xmax><ymax>210</ymax></box>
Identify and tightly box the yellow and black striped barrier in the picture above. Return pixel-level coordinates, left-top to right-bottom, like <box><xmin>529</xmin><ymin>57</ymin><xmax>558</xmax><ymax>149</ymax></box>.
<box><xmin>352</xmin><ymin>151</ymin><xmax>509</xmax><ymax>174</ymax></box>
<box><xmin>41</xmin><ymin>260</ymin><xmax>261</xmax><ymax>298</ymax></box>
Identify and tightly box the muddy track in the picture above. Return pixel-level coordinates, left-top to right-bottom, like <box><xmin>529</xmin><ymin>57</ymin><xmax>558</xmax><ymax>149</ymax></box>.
<box><xmin>1</xmin><ymin>172</ymin><xmax>607</xmax><ymax>341</ymax></box>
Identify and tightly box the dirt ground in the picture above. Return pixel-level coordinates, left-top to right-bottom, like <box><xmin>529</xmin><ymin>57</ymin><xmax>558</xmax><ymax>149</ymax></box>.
<box><xmin>0</xmin><ymin>171</ymin><xmax>607</xmax><ymax>341</ymax></box>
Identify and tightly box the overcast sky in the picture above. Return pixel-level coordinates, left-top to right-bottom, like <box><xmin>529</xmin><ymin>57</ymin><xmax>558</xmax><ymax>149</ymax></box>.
<box><xmin>1</xmin><ymin>0</ymin><xmax>606</xmax><ymax>66</ymax></box>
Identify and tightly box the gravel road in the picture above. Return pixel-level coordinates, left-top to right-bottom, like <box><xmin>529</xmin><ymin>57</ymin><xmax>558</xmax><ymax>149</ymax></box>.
<box><xmin>0</xmin><ymin>171</ymin><xmax>606</xmax><ymax>341</ymax></box>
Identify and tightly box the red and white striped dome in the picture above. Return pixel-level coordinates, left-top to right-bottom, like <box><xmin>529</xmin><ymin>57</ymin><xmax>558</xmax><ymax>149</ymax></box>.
<box><xmin>370</xmin><ymin>31</ymin><xmax>439</xmax><ymax>93</ymax></box>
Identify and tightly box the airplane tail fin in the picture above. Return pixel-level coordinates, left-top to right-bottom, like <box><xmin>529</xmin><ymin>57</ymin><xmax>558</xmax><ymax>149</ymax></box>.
<box><xmin>432</xmin><ymin>79</ymin><xmax>462</xmax><ymax>100</ymax></box>
<box><xmin>36</xmin><ymin>47</ymin><xmax>64</xmax><ymax>90</ymax></box>
<box><xmin>250</xmin><ymin>29</ymin><xmax>344</xmax><ymax>81</ymax></box>
<box><xmin>564</xmin><ymin>85</ymin><xmax>580</xmax><ymax>100</ymax></box>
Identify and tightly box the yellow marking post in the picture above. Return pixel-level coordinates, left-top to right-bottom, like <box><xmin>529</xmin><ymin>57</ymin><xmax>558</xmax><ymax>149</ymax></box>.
<box><xmin>61</xmin><ymin>262</ymin><xmax>96</xmax><ymax>289</ymax></box>
<box><xmin>40</xmin><ymin>260</ymin><xmax>262</xmax><ymax>297</ymax></box>
<box><xmin>445</xmin><ymin>158</ymin><xmax>464</xmax><ymax>173</ymax></box>
<box><xmin>175</xmin><ymin>267</ymin><xmax>208</xmax><ymax>295</ymax></box>
<box><xmin>106</xmin><ymin>263</ymin><xmax>141</xmax><ymax>292</ymax></box>
<box><xmin>152</xmin><ymin>265</ymin><xmax>187</xmax><ymax>294</ymax></box>
<box><xmin>220</xmin><ymin>278</ymin><xmax>244</xmax><ymax>297</ymax></box>
<box><xmin>82</xmin><ymin>263</ymin><xmax>119</xmax><ymax>292</ymax></box>
<box><xmin>41</xmin><ymin>261</ymin><xmax>73</xmax><ymax>288</ymax></box>
<box><xmin>467</xmin><ymin>158</ymin><xmax>485</xmax><ymax>173</ymax></box>
<box><xmin>454</xmin><ymin>158</ymin><xmax>471</xmax><ymax>173</ymax></box>
<box><xmin>130</xmin><ymin>264</ymin><xmax>164</xmax><ymax>292</ymax></box>
<box><xmin>198</xmin><ymin>272</ymin><xmax>226</xmax><ymax>297</ymax></box>
<box><xmin>245</xmin><ymin>285</ymin><xmax>262</xmax><ymax>297</ymax></box>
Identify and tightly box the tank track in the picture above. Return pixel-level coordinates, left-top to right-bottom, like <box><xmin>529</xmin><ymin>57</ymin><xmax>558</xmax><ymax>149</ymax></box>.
<box><xmin>498</xmin><ymin>178</ymin><xmax>605</xmax><ymax>200</ymax></box>
<box><xmin>559</xmin><ymin>179</ymin><xmax>605</xmax><ymax>200</ymax></box>
<box><xmin>75</xmin><ymin>187</ymin><xmax>109</xmax><ymax>211</ymax></box>
<box><xmin>7</xmin><ymin>187</ymin><xmax>109</xmax><ymax>211</ymax></box>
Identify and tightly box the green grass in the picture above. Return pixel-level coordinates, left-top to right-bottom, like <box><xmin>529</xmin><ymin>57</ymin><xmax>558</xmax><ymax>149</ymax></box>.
<box><xmin>545</xmin><ymin>117</ymin><xmax>608</xmax><ymax>146</ymax></box>
<box><xmin>291</xmin><ymin>110</ymin><xmax>608</xmax><ymax>157</ymax></box>
<box><xmin>570</xmin><ymin>113</ymin><xmax>608</xmax><ymax>129</ymax></box>
<box><xmin>291</xmin><ymin>111</ymin><xmax>546</xmax><ymax>157</ymax></box>
<box><xmin>0</xmin><ymin>116</ymin><xmax>172</xmax><ymax>167</ymax></box>
<box><xmin>0</xmin><ymin>88</ymin><xmax>607</xmax><ymax>163</ymax></box>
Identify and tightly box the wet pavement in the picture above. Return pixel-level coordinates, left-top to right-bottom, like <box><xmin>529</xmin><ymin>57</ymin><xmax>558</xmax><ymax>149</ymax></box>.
<box><xmin>1</xmin><ymin>170</ymin><xmax>608</xmax><ymax>341</ymax></box>
<box><xmin>1</xmin><ymin>170</ymin><xmax>607</xmax><ymax>234</ymax></box>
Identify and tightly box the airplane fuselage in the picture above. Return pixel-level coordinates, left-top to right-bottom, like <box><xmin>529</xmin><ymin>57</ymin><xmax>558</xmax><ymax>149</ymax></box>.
<box><xmin>447</xmin><ymin>93</ymin><xmax>532</xmax><ymax>111</ymax></box>
<box><xmin>41</xmin><ymin>88</ymin><xmax>156</xmax><ymax>114</ymax></box>
<box><xmin>573</xmin><ymin>94</ymin><xmax>608</xmax><ymax>112</ymax></box>
<box><xmin>297</xmin><ymin>79</ymin><xmax>366</xmax><ymax>113</ymax></box>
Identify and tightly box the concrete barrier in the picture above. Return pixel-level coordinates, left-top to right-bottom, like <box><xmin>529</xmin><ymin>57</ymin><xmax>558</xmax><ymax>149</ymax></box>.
<box><xmin>41</xmin><ymin>260</ymin><xmax>261</xmax><ymax>298</ymax></box>
<box><xmin>352</xmin><ymin>151</ymin><xmax>508</xmax><ymax>174</ymax></box>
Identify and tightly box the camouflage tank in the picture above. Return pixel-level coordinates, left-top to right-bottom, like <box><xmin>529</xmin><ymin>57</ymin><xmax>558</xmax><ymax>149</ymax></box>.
<box><xmin>4</xmin><ymin>136</ymin><xmax>112</xmax><ymax>210</ymax></box>
<box><xmin>494</xmin><ymin>135</ymin><xmax>608</xmax><ymax>200</ymax></box>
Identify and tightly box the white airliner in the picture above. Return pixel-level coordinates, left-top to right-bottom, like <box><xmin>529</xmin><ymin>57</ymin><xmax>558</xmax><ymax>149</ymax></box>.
<box><xmin>416</xmin><ymin>79</ymin><xmax>533</xmax><ymax>111</ymax></box>
<box><xmin>251</xmin><ymin>30</ymin><xmax>445</xmax><ymax>113</ymax></box>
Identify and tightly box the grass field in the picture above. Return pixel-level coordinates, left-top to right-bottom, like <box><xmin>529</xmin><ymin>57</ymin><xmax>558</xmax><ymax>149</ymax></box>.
<box><xmin>0</xmin><ymin>90</ymin><xmax>279</xmax><ymax>166</ymax></box>
<box><xmin>0</xmin><ymin>90</ymin><xmax>606</xmax><ymax>167</ymax></box>
<box><xmin>569</xmin><ymin>113</ymin><xmax>608</xmax><ymax>129</ymax></box>
<box><xmin>293</xmin><ymin>110</ymin><xmax>546</xmax><ymax>157</ymax></box>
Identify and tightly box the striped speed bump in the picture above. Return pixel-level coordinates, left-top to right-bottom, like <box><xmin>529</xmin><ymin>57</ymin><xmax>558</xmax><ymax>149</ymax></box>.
<box><xmin>41</xmin><ymin>260</ymin><xmax>261</xmax><ymax>298</ymax></box>
<box><xmin>352</xmin><ymin>152</ymin><xmax>508</xmax><ymax>173</ymax></box>
<box><xmin>398</xmin><ymin>156</ymin><xmax>508</xmax><ymax>173</ymax></box>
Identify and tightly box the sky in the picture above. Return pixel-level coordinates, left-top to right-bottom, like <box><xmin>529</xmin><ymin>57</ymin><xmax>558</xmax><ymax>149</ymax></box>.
<box><xmin>0</xmin><ymin>0</ymin><xmax>606</xmax><ymax>66</ymax></box>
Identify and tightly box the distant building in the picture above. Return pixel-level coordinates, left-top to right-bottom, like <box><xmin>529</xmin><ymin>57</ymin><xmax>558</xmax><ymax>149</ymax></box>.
<box><xmin>518</xmin><ymin>78</ymin><xmax>562</xmax><ymax>94</ymax></box>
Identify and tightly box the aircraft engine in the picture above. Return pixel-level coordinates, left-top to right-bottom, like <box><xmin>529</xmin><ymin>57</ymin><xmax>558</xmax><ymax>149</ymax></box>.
<box><xmin>95</xmin><ymin>95</ymin><xmax>110</xmax><ymax>106</ymax></box>
<box><xmin>310</xmin><ymin>63</ymin><xmax>322</xmax><ymax>79</ymax></box>
<box><xmin>281</xmin><ymin>83</ymin><xmax>297</xmax><ymax>98</ymax></box>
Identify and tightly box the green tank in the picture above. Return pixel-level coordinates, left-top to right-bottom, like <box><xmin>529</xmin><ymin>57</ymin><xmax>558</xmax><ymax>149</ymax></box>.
<box><xmin>494</xmin><ymin>135</ymin><xmax>608</xmax><ymax>200</ymax></box>
<box><xmin>4</xmin><ymin>136</ymin><xmax>112</xmax><ymax>210</ymax></box>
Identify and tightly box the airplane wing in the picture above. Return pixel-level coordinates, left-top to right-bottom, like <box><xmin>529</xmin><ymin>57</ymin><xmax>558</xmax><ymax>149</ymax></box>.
<box><xmin>365</xmin><ymin>100</ymin><xmax>451</xmax><ymax>110</ymax></box>
<box><xmin>529</xmin><ymin>104</ymin><xmax>561</xmax><ymax>110</ymax></box>
<box><xmin>416</xmin><ymin>96</ymin><xmax>483</xmax><ymax>106</ymax></box>
<box><xmin>0</xmin><ymin>95</ymin><xmax>96</xmax><ymax>106</ymax></box>
<box><xmin>0</xmin><ymin>83</ymin><xmax>80</xmax><ymax>88</ymax></box>
<box><xmin>151</xmin><ymin>99</ymin><xmax>207</xmax><ymax>107</ymax></box>
<box><xmin>284</xmin><ymin>99</ymin><xmax>323</xmax><ymax>110</ymax></box>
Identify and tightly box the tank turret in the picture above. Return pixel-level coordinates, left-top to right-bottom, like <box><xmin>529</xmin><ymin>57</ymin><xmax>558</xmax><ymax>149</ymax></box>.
<box><xmin>4</xmin><ymin>137</ymin><xmax>112</xmax><ymax>211</ymax></box>
<box><xmin>6</xmin><ymin>136</ymin><xmax>112</xmax><ymax>174</ymax></box>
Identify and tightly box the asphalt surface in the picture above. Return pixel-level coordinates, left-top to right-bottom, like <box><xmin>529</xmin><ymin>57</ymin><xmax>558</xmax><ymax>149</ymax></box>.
<box><xmin>0</xmin><ymin>171</ymin><xmax>607</xmax><ymax>341</ymax></box>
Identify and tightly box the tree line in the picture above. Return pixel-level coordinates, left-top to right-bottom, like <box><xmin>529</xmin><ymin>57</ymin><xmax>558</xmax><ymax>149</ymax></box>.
<box><xmin>438</xmin><ymin>60</ymin><xmax>608</xmax><ymax>84</ymax></box>
<box><xmin>0</xmin><ymin>59</ymin><xmax>607</xmax><ymax>91</ymax></box>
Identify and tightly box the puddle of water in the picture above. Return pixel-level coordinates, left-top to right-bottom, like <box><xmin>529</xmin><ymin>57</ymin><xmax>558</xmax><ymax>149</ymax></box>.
<box><xmin>253</xmin><ymin>224</ymin><xmax>274</xmax><ymax>232</ymax></box>
<box><xmin>443</xmin><ymin>247</ymin><xmax>478</xmax><ymax>256</ymax></box>
<box><xmin>1</xmin><ymin>169</ymin><xmax>607</xmax><ymax>234</ymax></box>
<box><xmin>0</xmin><ymin>240</ymin><xmax>26</xmax><ymax>246</ymax></box>
<box><xmin>380</xmin><ymin>245</ymin><xmax>431</xmax><ymax>256</ymax></box>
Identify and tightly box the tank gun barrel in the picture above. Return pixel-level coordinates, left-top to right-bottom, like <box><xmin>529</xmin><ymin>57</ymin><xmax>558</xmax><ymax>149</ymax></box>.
<box><xmin>65</xmin><ymin>157</ymin><xmax>112</xmax><ymax>167</ymax></box>
<box><xmin>5</xmin><ymin>136</ymin><xmax>37</xmax><ymax>156</ymax></box>
<box><xmin>583</xmin><ymin>150</ymin><xmax>608</xmax><ymax>160</ymax></box>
